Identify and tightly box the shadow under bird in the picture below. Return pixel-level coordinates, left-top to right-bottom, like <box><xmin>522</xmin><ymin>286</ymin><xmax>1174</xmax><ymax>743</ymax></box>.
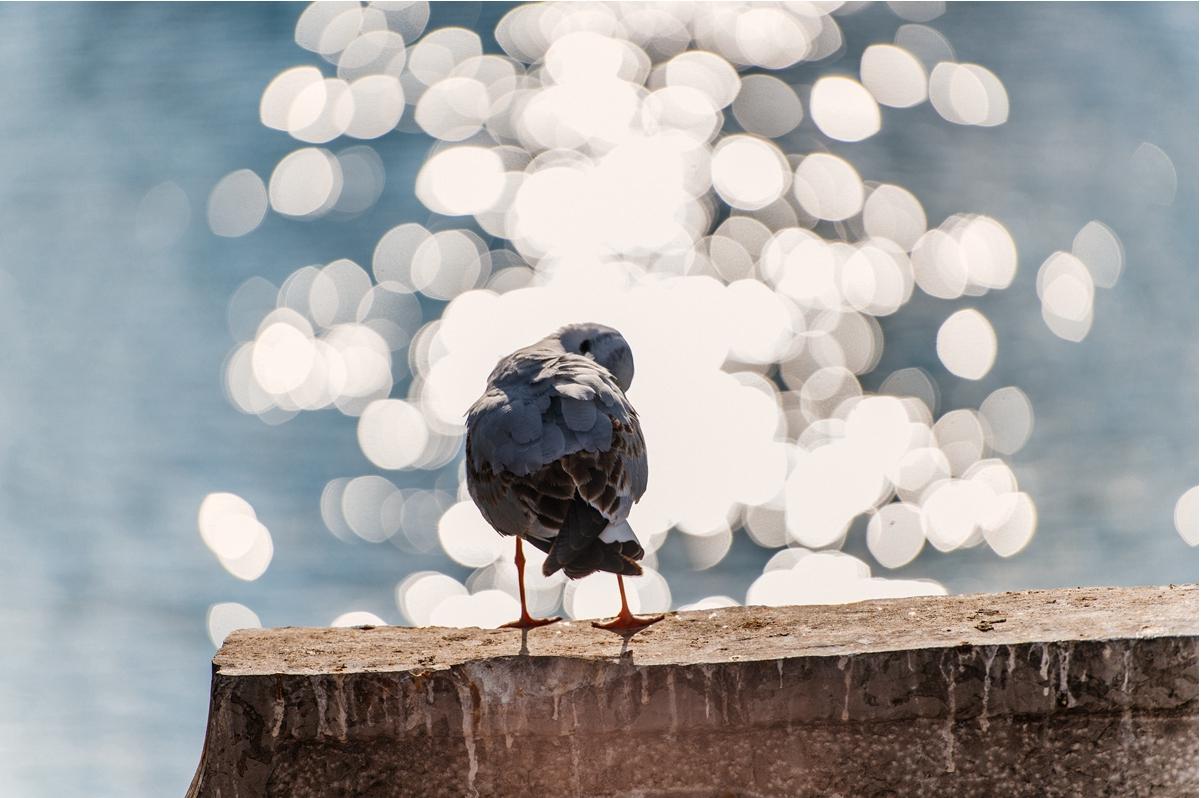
<box><xmin>465</xmin><ymin>323</ymin><xmax>661</xmax><ymax>632</ymax></box>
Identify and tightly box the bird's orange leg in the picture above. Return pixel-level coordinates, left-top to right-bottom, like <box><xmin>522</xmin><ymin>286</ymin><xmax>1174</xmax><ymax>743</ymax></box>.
<box><xmin>592</xmin><ymin>573</ymin><xmax>664</xmax><ymax>632</ymax></box>
<box><xmin>502</xmin><ymin>537</ymin><xmax>560</xmax><ymax>630</ymax></box>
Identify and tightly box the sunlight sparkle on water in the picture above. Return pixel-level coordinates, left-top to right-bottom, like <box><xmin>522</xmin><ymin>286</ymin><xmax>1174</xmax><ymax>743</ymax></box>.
<box><xmin>1175</xmin><ymin>487</ymin><xmax>1199</xmax><ymax>547</ymax></box>
<box><xmin>862</xmin><ymin>184</ymin><xmax>927</xmax><ymax>251</ymax></box>
<box><xmin>346</xmin><ymin>75</ymin><xmax>405</xmax><ymax>139</ymax></box>
<box><xmin>341</xmin><ymin>475</ymin><xmax>402</xmax><ymax>543</ymax></box>
<box><xmin>793</xmin><ymin>153</ymin><xmax>864</xmax><ymax>222</ymax></box>
<box><xmin>810</xmin><ymin>76</ymin><xmax>881</xmax><ymax>142</ymax></box>
<box><xmin>135</xmin><ymin>182</ymin><xmax>190</xmax><ymax>251</ymax></box>
<box><xmin>732</xmin><ymin>74</ymin><xmax>803</xmax><ymax>138</ymax></box>
<box><xmin>269</xmin><ymin>147</ymin><xmax>342</xmax><ymax>217</ymax></box>
<box><xmin>981</xmin><ymin>491</ymin><xmax>1038</xmax><ymax>557</ymax></box>
<box><xmin>678</xmin><ymin>596</ymin><xmax>739</xmax><ymax>612</ymax></box>
<box><xmin>711</xmin><ymin>135</ymin><xmax>791</xmax><ymax>211</ymax></box>
<box><xmin>198</xmin><ymin>492</ymin><xmax>275</xmax><ymax>581</ymax></box>
<box><xmin>979</xmin><ymin>386</ymin><xmax>1034</xmax><ymax>455</ymax></box>
<box><xmin>408</xmin><ymin>26</ymin><xmax>482</xmax><ymax>86</ymax></box>
<box><xmin>438</xmin><ymin>500</ymin><xmax>503</xmax><ymax>568</ymax></box>
<box><xmin>929</xmin><ymin>62</ymin><xmax>1008</xmax><ymax>127</ymax></box>
<box><xmin>936</xmin><ymin>308</ymin><xmax>997</xmax><ymax>380</ymax></box>
<box><xmin>416</xmin><ymin>146</ymin><xmax>505</xmax><ymax>215</ymax></box>
<box><xmin>887</xmin><ymin>2</ymin><xmax>945</xmax><ymax>24</ymax></box>
<box><xmin>205</xmin><ymin>0</ymin><xmax>1097</xmax><ymax>625</ymax></box>
<box><xmin>414</xmin><ymin>76</ymin><xmax>488</xmax><ymax>141</ymax></box>
<box><xmin>331</xmin><ymin>611</ymin><xmax>387</xmax><ymax>627</ymax></box>
<box><xmin>1130</xmin><ymin>141</ymin><xmax>1177</xmax><ymax>206</ymax></box>
<box><xmin>207</xmin><ymin>169</ymin><xmax>269</xmax><ymax>238</ymax></box>
<box><xmin>1038</xmin><ymin>251</ymin><xmax>1095</xmax><ymax>341</ymax></box>
<box><xmin>747</xmin><ymin>551</ymin><xmax>945</xmax><ymax>606</ymax></box>
<box><xmin>867</xmin><ymin>502</ymin><xmax>925</xmax><ymax>569</ymax></box>
<box><xmin>357</xmin><ymin>398</ymin><xmax>429</xmax><ymax>469</ymax></box>
<box><xmin>1071</xmin><ymin>220</ymin><xmax>1124</xmax><ymax>289</ymax></box>
<box><xmin>397</xmin><ymin>571</ymin><xmax>467</xmax><ymax>626</ymax></box>
<box><xmin>895</xmin><ymin>23</ymin><xmax>954</xmax><ymax>71</ymax></box>
<box><xmin>861</xmin><ymin>44</ymin><xmax>927</xmax><ymax>108</ymax></box>
<box><xmin>207</xmin><ymin>603</ymin><xmax>262</xmax><ymax>648</ymax></box>
<box><xmin>337</xmin><ymin>29</ymin><xmax>407</xmax><ymax>81</ymax></box>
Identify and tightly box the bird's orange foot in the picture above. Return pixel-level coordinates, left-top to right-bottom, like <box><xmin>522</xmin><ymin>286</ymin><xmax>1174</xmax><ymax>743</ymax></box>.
<box><xmin>592</xmin><ymin>611</ymin><xmax>664</xmax><ymax>632</ymax></box>
<box><xmin>502</xmin><ymin>614</ymin><xmax>561</xmax><ymax>630</ymax></box>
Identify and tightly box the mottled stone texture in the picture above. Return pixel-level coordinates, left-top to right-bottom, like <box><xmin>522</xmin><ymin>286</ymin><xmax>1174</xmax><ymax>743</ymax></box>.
<box><xmin>187</xmin><ymin>585</ymin><xmax>1198</xmax><ymax>798</ymax></box>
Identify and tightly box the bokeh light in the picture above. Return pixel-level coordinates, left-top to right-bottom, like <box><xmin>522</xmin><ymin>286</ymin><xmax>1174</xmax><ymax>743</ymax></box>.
<box><xmin>929</xmin><ymin>62</ymin><xmax>1008</xmax><ymax>127</ymax></box>
<box><xmin>888</xmin><ymin>2</ymin><xmax>946</xmax><ymax>24</ymax></box>
<box><xmin>346</xmin><ymin>75</ymin><xmax>405</xmax><ymax>139</ymax></box>
<box><xmin>810</xmin><ymin>76</ymin><xmax>881</xmax><ymax>142</ymax></box>
<box><xmin>415</xmin><ymin>146</ymin><xmax>505</xmax><ymax>215</ymax></box>
<box><xmin>747</xmin><ymin>551</ymin><xmax>945</xmax><ymax>606</ymax></box>
<box><xmin>1175</xmin><ymin>487</ymin><xmax>1199</xmax><ymax>547</ymax></box>
<box><xmin>1072</xmin><ymin>220</ymin><xmax>1124</xmax><ymax>289</ymax></box>
<box><xmin>860</xmin><ymin>44</ymin><xmax>927</xmax><ymax>109</ymax></box>
<box><xmin>678</xmin><ymin>596</ymin><xmax>739</xmax><ymax>612</ymax></box>
<box><xmin>866</xmin><ymin>502</ymin><xmax>925</xmax><ymax>569</ymax></box>
<box><xmin>1</xmin><ymin>4</ymin><xmax>1193</xmax><ymax>796</ymax></box>
<box><xmin>135</xmin><ymin>181</ymin><xmax>191</xmax><ymax>250</ymax></box>
<box><xmin>936</xmin><ymin>308</ymin><xmax>997</xmax><ymax>380</ymax></box>
<box><xmin>732</xmin><ymin>74</ymin><xmax>803</xmax><ymax>138</ymax></box>
<box><xmin>793</xmin><ymin>153</ymin><xmax>864</xmax><ymax>221</ymax></box>
<box><xmin>711</xmin><ymin>135</ymin><xmax>791</xmax><ymax>211</ymax></box>
<box><xmin>1038</xmin><ymin>251</ymin><xmax>1094</xmax><ymax>342</ymax></box>
<box><xmin>438</xmin><ymin>500</ymin><xmax>502</xmax><ymax>568</ymax></box>
<box><xmin>205</xmin><ymin>0</ymin><xmax>1188</xmax><ymax>636</ymax></box>
<box><xmin>206</xmin><ymin>602</ymin><xmax>262</xmax><ymax>648</ymax></box>
<box><xmin>665</xmin><ymin>50</ymin><xmax>740</xmax><ymax>109</ymax></box>
<box><xmin>269</xmin><ymin>147</ymin><xmax>343</xmax><ymax>217</ymax></box>
<box><xmin>341</xmin><ymin>475</ymin><xmax>402</xmax><ymax>543</ymax></box>
<box><xmin>1130</xmin><ymin>141</ymin><xmax>1177</xmax><ymax>206</ymax></box>
<box><xmin>863</xmin><ymin>184</ymin><xmax>927</xmax><ymax>250</ymax></box>
<box><xmin>331</xmin><ymin>611</ymin><xmax>387</xmax><ymax>627</ymax></box>
<box><xmin>982</xmin><ymin>491</ymin><xmax>1038</xmax><ymax>557</ymax></box>
<box><xmin>397</xmin><ymin>571</ymin><xmax>465</xmax><ymax>626</ymax></box>
<box><xmin>197</xmin><ymin>492</ymin><xmax>274</xmax><ymax>581</ymax></box>
<box><xmin>979</xmin><ymin>386</ymin><xmax>1034</xmax><ymax>455</ymax></box>
<box><xmin>207</xmin><ymin>169</ymin><xmax>269</xmax><ymax>237</ymax></box>
<box><xmin>357</xmin><ymin>399</ymin><xmax>429</xmax><ymax>469</ymax></box>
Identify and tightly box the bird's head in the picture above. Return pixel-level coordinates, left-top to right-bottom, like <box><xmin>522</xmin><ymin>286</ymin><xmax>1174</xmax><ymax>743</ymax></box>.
<box><xmin>555</xmin><ymin>322</ymin><xmax>635</xmax><ymax>391</ymax></box>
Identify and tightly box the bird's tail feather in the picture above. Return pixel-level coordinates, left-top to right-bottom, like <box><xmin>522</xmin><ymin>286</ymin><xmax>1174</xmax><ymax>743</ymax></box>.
<box><xmin>541</xmin><ymin>498</ymin><xmax>643</xmax><ymax>579</ymax></box>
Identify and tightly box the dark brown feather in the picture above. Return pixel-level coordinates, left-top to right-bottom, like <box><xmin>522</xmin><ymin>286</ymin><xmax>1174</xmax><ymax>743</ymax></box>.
<box><xmin>465</xmin><ymin>419</ymin><xmax>646</xmax><ymax>579</ymax></box>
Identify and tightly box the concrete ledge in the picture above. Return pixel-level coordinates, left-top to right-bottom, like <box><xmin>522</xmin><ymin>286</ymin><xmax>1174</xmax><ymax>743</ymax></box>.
<box><xmin>187</xmin><ymin>585</ymin><xmax>1198</xmax><ymax>797</ymax></box>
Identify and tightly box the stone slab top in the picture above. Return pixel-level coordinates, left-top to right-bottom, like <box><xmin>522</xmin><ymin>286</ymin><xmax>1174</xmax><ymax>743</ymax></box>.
<box><xmin>215</xmin><ymin>584</ymin><xmax>1197</xmax><ymax>677</ymax></box>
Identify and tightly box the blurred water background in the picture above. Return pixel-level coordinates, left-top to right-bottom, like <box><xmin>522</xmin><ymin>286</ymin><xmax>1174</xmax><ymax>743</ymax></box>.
<box><xmin>0</xmin><ymin>2</ymin><xmax>1196</xmax><ymax>796</ymax></box>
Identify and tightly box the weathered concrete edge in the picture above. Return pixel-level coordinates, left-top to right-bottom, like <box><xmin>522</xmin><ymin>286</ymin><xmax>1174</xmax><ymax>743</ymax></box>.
<box><xmin>188</xmin><ymin>586</ymin><xmax>1198</xmax><ymax>798</ymax></box>
<box><xmin>187</xmin><ymin>634</ymin><xmax>1197</xmax><ymax>798</ymax></box>
<box><xmin>206</xmin><ymin>635</ymin><xmax>1200</xmax><ymax>729</ymax></box>
<box><xmin>213</xmin><ymin>584</ymin><xmax>1198</xmax><ymax>675</ymax></box>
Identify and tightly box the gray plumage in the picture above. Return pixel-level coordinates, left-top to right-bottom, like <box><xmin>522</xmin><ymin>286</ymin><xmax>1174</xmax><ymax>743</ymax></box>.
<box><xmin>465</xmin><ymin>323</ymin><xmax>648</xmax><ymax>579</ymax></box>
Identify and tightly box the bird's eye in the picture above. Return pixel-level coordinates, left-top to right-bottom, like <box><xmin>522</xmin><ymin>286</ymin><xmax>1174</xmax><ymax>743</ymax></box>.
<box><xmin>579</xmin><ymin>339</ymin><xmax>591</xmax><ymax>354</ymax></box>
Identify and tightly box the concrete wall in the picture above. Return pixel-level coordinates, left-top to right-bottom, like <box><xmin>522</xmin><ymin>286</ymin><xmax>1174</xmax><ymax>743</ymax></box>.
<box><xmin>187</xmin><ymin>585</ymin><xmax>1198</xmax><ymax>797</ymax></box>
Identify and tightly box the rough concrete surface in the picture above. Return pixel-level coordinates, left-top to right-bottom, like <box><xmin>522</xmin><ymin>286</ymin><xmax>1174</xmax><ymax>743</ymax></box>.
<box><xmin>187</xmin><ymin>585</ymin><xmax>1198</xmax><ymax>798</ymax></box>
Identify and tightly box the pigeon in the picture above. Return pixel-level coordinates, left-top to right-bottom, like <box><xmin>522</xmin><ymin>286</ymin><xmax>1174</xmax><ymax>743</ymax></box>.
<box><xmin>465</xmin><ymin>322</ymin><xmax>662</xmax><ymax>631</ymax></box>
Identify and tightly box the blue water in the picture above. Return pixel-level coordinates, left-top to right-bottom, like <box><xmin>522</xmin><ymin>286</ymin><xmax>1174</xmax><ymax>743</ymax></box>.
<box><xmin>0</xmin><ymin>3</ymin><xmax>1194</xmax><ymax>796</ymax></box>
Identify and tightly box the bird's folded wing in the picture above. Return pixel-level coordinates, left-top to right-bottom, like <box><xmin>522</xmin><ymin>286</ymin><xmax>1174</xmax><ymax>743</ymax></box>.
<box><xmin>465</xmin><ymin>352</ymin><xmax>648</xmax><ymax>544</ymax></box>
<box><xmin>466</xmin><ymin>353</ymin><xmax>643</xmax><ymax>482</ymax></box>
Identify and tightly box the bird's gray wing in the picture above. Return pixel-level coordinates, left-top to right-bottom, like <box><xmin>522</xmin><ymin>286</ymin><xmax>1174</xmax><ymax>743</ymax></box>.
<box><xmin>465</xmin><ymin>351</ymin><xmax>648</xmax><ymax>550</ymax></box>
<box><xmin>537</xmin><ymin>417</ymin><xmax>646</xmax><ymax>577</ymax></box>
